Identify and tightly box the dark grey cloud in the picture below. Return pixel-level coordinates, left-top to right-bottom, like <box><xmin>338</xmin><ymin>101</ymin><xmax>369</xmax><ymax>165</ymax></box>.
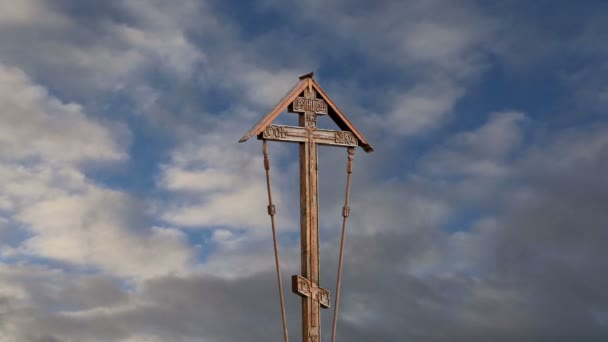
<box><xmin>3</xmin><ymin>122</ymin><xmax>607</xmax><ymax>341</ymax></box>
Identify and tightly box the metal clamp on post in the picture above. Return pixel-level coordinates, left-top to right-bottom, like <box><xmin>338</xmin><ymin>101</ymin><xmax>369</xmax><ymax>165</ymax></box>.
<box><xmin>268</xmin><ymin>204</ymin><xmax>276</xmax><ymax>216</ymax></box>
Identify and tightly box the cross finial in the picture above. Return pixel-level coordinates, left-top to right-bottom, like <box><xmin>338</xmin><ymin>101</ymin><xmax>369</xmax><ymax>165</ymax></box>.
<box><xmin>299</xmin><ymin>72</ymin><xmax>314</xmax><ymax>80</ymax></box>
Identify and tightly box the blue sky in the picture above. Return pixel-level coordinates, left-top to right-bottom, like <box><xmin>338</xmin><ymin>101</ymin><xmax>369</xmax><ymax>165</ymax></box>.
<box><xmin>1</xmin><ymin>0</ymin><xmax>608</xmax><ymax>341</ymax></box>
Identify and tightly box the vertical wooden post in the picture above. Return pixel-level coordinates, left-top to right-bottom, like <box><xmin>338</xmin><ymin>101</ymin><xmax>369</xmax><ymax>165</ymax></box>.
<box><xmin>299</xmin><ymin>85</ymin><xmax>321</xmax><ymax>342</ymax></box>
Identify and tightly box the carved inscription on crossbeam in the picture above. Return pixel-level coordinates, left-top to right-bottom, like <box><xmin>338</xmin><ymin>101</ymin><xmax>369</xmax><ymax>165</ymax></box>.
<box><xmin>291</xmin><ymin>93</ymin><xmax>327</xmax><ymax>114</ymax></box>
<box><xmin>260</xmin><ymin>124</ymin><xmax>358</xmax><ymax>148</ymax></box>
<box><xmin>262</xmin><ymin>125</ymin><xmax>287</xmax><ymax>139</ymax></box>
<box><xmin>335</xmin><ymin>131</ymin><xmax>357</xmax><ymax>145</ymax></box>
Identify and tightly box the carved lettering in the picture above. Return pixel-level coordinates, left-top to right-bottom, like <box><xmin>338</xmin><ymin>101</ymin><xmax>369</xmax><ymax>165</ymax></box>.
<box><xmin>263</xmin><ymin>125</ymin><xmax>287</xmax><ymax>139</ymax></box>
<box><xmin>292</xmin><ymin>97</ymin><xmax>306</xmax><ymax>112</ymax></box>
<box><xmin>292</xmin><ymin>97</ymin><xmax>328</xmax><ymax>114</ymax></box>
<box><xmin>314</xmin><ymin>99</ymin><xmax>327</xmax><ymax>114</ymax></box>
<box><xmin>335</xmin><ymin>131</ymin><xmax>357</xmax><ymax>145</ymax></box>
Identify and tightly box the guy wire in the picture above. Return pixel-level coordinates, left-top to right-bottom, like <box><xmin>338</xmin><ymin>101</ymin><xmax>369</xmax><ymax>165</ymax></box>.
<box><xmin>331</xmin><ymin>147</ymin><xmax>355</xmax><ymax>342</ymax></box>
<box><xmin>262</xmin><ymin>140</ymin><xmax>290</xmax><ymax>342</ymax></box>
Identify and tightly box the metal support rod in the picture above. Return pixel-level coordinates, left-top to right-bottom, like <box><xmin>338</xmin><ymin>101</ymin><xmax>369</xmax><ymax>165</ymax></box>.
<box><xmin>263</xmin><ymin>140</ymin><xmax>290</xmax><ymax>342</ymax></box>
<box><xmin>331</xmin><ymin>147</ymin><xmax>355</xmax><ymax>342</ymax></box>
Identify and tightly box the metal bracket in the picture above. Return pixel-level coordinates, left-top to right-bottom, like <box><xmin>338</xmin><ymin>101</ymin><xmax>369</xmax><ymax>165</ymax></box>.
<box><xmin>267</xmin><ymin>204</ymin><xmax>276</xmax><ymax>216</ymax></box>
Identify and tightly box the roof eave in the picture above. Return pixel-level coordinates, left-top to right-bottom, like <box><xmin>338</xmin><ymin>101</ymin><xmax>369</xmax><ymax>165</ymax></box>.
<box><xmin>239</xmin><ymin>78</ymin><xmax>309</xmax><ymax>143</ymax></box>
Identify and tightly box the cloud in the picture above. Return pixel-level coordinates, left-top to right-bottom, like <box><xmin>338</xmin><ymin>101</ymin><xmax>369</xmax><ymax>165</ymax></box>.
<box><xmin>420</xmin><ymin>111</ymin><xmax>528</xmax><ymax>178</ymax></box>
<box><xmin>330</xmin><ymin>122</ymin><xmax>608</xmax><ymax>341</ymax></box>
<box><xmin>108</xmin><ymin>0</ymin><xmax>206</xmax><ymax>80</ymax></box>
<box><xmin>156</xmin><ymin>108</ymin><xmax>301</xmax><ymax>233</ymax></box>
<box><xmin>6</xmin><ymin>116</ymin><xmax>608</xmax><ymax>341</ymax></box>
<box><xmin>258</xmin><ymin>0</ymin><xmax>497</xmax><ymax>138</ymax></box>
<box><xmin>18</xmin><ymin>189</ymin><xmax>193</xmax><ymax>279</ymax></box>
<box><xmin>562</xmin><ymin>61</ymin><xmax>608</xmax><ymax>111</ymax></box>
<box><xmin>0</xmin><ymin>63</ymin><xmax>127</xmax><ymax>164</ymax></box>
<box><xmin>157</xmin><ymin>135</ymin><xmax>272</xmax><ymax>230</ymax></box>
<box><xmin>0</xmin><ymin>267</ymin><xmax>296</xmax><ymax>341</ymax></box>
<box><xmin>1</xmin><ymin>0</ymin><xmax>608</xmax><ymax>341</ymax></box>
<box><xmin>381</xmin><ymin>78</ymin><xmax>466</xmax><ymax>136</ymax></box>
<box><xmin>0</xmin><ymin>0</ymin><xmax>66</xmax><ymax>26</ymax></box>
<box><xmin>0</xmin><ymin>0</ymin><xmax>205</xmax><ymax>102</ymax></box>
<box><xmin>0</xmin><ymin>63</ymin><xmax>194</xmax><ymax>280</ymax></box>
<box><xmin>2</xmin><ymin>96</ymin><xmax>608</xmax><ymax>342</ymax></box>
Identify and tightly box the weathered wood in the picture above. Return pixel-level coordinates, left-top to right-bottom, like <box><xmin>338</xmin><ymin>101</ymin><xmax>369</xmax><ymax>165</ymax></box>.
<box><xmin>289</xmin><ymin>88</ymin><xmax>328</xmax><ymax>115</ymax></box>
<box><xmin>239</xmin><ymin>73</ymin><xmax>373</xmax><ymax>153</ymax></box>
<box><xmin>292</xmin><ymin>275</ymin><xmax>330</xmax><ymax>308</ymax></box>
<box><xmin>258</xmin><ymin>125</ymin><xmax>358</xmax><ymax>147</ymax></box>
<box><xmin>299</xmin><ymin>71</ymin><xmax>314</xmax><ymax>80</ymax></box>
<box><xmin>239</xmin><ymin>73</ymin><xmax>374</xmax><ymax>342</ymax></box>
<box><xmin>298</xmin><ymin>86</ymin><xmax>323</xmax><ymax>342</ymax></box>
<box><xmin>290</xmin><ymin>97</ymin><xmax>327</xmax><ymax>114</ymax></box>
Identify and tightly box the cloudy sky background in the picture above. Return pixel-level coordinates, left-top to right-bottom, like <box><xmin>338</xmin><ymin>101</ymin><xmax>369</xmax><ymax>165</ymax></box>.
<box><xmin>1</xmin><ymin>0</ymin><xmax>607</xmax><ymax>341</ymax></box>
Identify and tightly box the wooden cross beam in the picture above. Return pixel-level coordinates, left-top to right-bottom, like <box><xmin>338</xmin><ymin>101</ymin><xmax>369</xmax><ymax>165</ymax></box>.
<box><xmin>261</xmin><ymin>125</ymin><xmax>358</xmax><ymax>147</ymax></box>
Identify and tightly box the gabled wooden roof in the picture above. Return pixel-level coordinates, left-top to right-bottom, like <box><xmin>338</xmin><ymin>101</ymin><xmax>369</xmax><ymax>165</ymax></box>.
<box><xmin>239</xmin><ymin>73</ymin><xmax>373</xmax><ymax>152</ymax></box>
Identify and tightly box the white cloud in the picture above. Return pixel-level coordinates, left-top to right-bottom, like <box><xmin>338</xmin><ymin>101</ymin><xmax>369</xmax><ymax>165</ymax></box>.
<box><xmin>0</xmin><ymin>63</ymin><xmax>193</xmax><ymax>279</ymax></box>
<box><xmin>420</xmin><ymin>111</ymin><xmax>528</xmax><ymax>178</ymax></box>
<box><xmin>0</xmin><ymin>0</ymin><xmax>66</xmax><ymax>26</ymax></box>
<box><xmin>0</xmin><ymin>0</ymin><xmax>205</xmax><ymax>99</ymax></box>
<box><xmin>351</xmin><ymin>181</ymin><xmax>451</xmax><ymax>237</ymax></box>
<box><xmin>157</xmin><ymin>127</ymin><xmax>295</xmax><ymax>231</ymax></box>
<box><xmin>0</xmin><ymin>63</ymin><xmax>127</xmax><ymax>164</ymax></box>
<box><xmin>196</xmin><ymin>228</ymin><xmax>299</xmax><ymax>279</ymax></box>
<box><xmin>17</xmin><ymin>189</ymin><xmax>193</xmax><ymax>279</ymax></box>
<box><xmin>231</xmin><ymin>67</ymin><xmax>302</xmax><ymax>108</ymax></box>
<box><xmin>382</xmin><ymin>78</ymin><xmax>465</xmax><ymax>136</ymax></box>
<box><xmin>401</xmin><ymin>21</ymin><xmax>484</xmax><ymax>68</ymax></box>
<box><xmin>155</xmin><ymin>119</ymin><xmax>303</xmax><ymax>279</ymax></box>
<box><xmin>109</xmin><ymin>19</ymin><xmax>204</xmax><ymax>80</ymax></box>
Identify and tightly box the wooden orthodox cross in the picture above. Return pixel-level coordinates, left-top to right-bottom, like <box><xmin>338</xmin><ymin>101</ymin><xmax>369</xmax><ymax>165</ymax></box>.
<box><xmin>240</xmin><ymin>73</ymin><xmax>372</xmax><ymax>342</ymax></box>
